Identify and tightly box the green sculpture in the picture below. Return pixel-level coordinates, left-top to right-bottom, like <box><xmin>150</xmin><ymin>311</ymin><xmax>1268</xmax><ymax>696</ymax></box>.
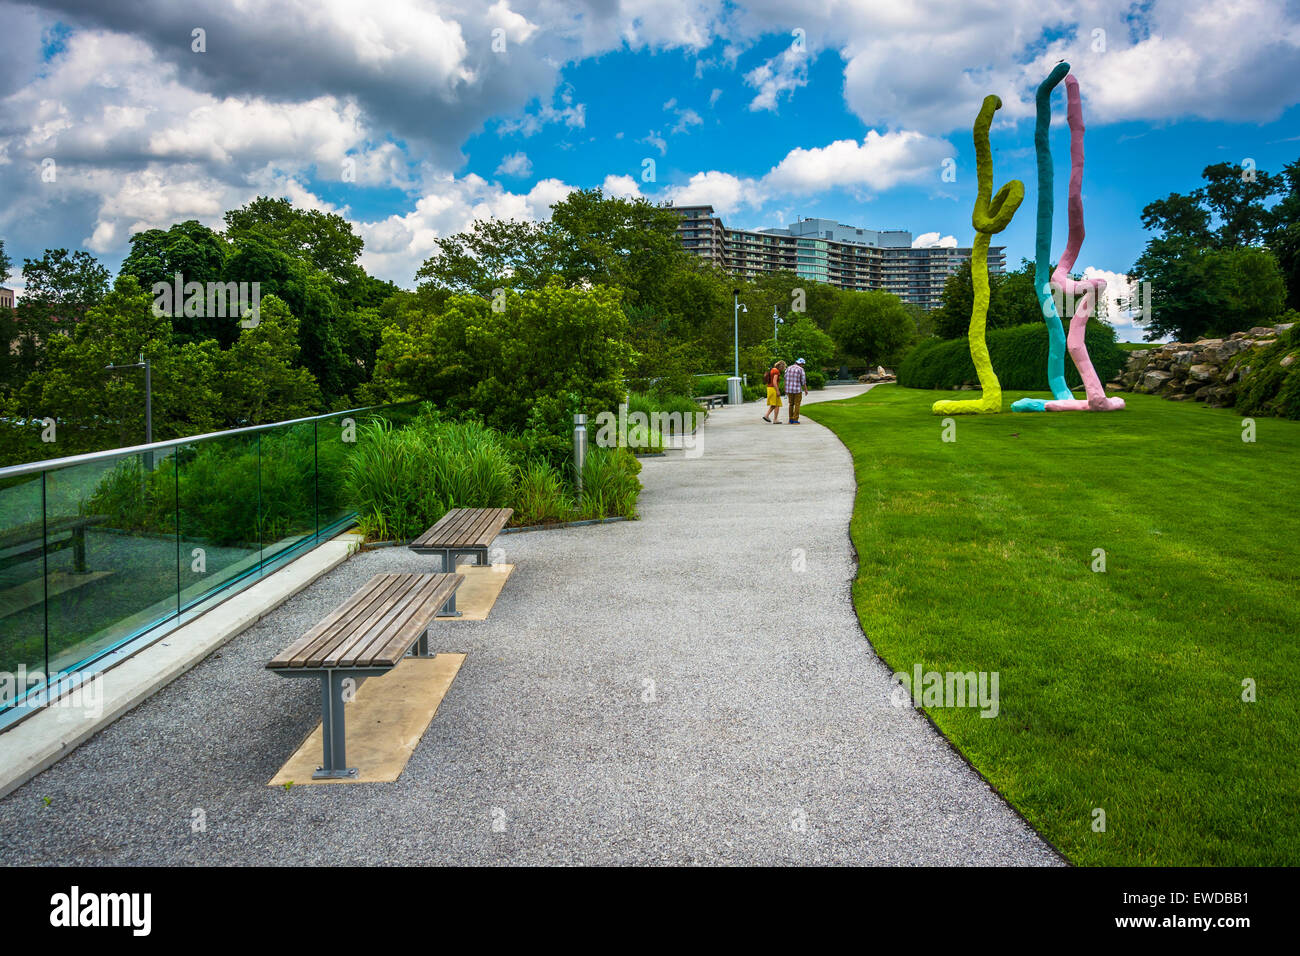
<box><xmin>933</xmin><ymin>94</ymin><xmax>1024</xmax><ymax>415</ymax></box>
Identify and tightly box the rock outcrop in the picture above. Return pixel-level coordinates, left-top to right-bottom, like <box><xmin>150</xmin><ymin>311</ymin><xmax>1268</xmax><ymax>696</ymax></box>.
<box><xmin>1111</xmin><ymin>323</ymin><xmax>1295</xmax><ymax>408</ymax></box>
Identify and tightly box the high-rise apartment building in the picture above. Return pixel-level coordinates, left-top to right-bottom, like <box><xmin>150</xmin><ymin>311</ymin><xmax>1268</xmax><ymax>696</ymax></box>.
<box><xmin>671</xmin><ymin>204</ymin><xmax>1005</xmax><ymax>312</ymax></box>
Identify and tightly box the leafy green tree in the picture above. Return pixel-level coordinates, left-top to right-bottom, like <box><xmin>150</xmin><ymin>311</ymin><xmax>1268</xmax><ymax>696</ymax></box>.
<box><xmin>1133</xmin><ymin>158</ymin><xmax>1296</xmax><ymax>339</ymax></box>
<box><xmin>770</xmin><ymin>315</ymin><xmax>836</xmax><ymax>370</ymax></box>
<box><xmin>989</xmin><ymin>259</ymin><xmax>1041</xmax><ymax>331</ymax></box>
<box><xmin>14</xmin><ymin>276</ymin><xmax>220</xmax><ymax>455</ymax></box>
<box><xmin>547</xmin><ymin>188</ymin><xmax>685</xmax><ymax>308</ymax></box>
<box><xmin>932</xmin><ymin>261</ymin><xmax>972</xmax><ymax>340</ymax></box>
<box><xmin>831</xmin><ymin>290</ymin><xmax>916</xmax><ymax>367</ymax></box>
<box><xmin>0</xmin><ymin>237</ymin><xmax>11</xmax><ymax>286</ymax></box>
<box><xmin>216</xmin><ymin>294</ymin><xmax>321</xmax><ymax>424</ymax></box>
<box><xmin>373</xmin><ymin>280</ymin><xmax>631</xmax><ymax>439</ymax></box>
<box><xmin>224</xmin><ymin>197</ymin><xmax>364</xmax><ymax>284</ymax></box>
<box><xmin>1268</xmin><ymin>159</ymin><xmax>1300</xmax><ymax>310</ymax></box>
<box><xmin>415</xmin><ymin>218</ymin><xmax>555</xmax><ymax>298</ymax></box>
<box><xmin>120</xmin><ymin>220</ymin><xmax>235</xmax><ymax>347</ymax></box>
<box><xmin>10</xmin><ymin>249</ymin><xmax>112</xmax><ymax>383</ymax></box>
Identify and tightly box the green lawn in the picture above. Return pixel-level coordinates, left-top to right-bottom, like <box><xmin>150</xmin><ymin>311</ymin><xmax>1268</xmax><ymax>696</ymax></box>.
<box><xmin>803</xmin><ymin>385</ymin><xmax>1299</xmax><ymax>865</ymax></box>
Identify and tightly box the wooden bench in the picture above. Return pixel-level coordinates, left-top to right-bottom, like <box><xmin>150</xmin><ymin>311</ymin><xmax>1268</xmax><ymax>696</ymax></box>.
<box><xmin>0</xmin><ymin>515</ymin><xmax>103</xmax><ymax>574</ymax></box>
<box><xmin>409</xmin><ymin>507</ymin><xmax>513</xmax><ymax>586</ymax></box>
<box><xmin>267</xmin><ymin>572</ymin><xmax>463</xmax><ymax>779</ymax></box>
<box><xmin>694</xmin><ymin>393</ymin><xmax>726</xmax><ymax>409</ymax></box>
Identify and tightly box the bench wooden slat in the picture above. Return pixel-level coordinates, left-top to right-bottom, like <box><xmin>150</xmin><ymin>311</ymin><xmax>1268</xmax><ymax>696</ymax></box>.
<box><xmin>267</xmin><ymin>572</ymin><xmax>463</xmax><ymax>670</ymax></box>
<box><xmin>326</xmin><ymin>573</ymin><xmax>456</xmax><ymax>667</ymax></box>
<box><xmin>411</xmin><ymin>507</ymin><xmax>513</xmax><ymax>552</ymax></box>
<box><xmin>295</xmin><ymin>574</ymin><xmax>418</xmax><ymax>668</ymax></box>
<box><xmin>269</xmin><ymin>574</ymin><xmax>404</xmax><ymax>668</ymax></box>
<box><xmin>366</xmin><ymin>575</ymin><xmax>464</xmax><ymax>665</ymax></box>
<box><xmin>317</xmin><ymin>572</ymin><xmax>425</xmax><ymax>668</ymax></box>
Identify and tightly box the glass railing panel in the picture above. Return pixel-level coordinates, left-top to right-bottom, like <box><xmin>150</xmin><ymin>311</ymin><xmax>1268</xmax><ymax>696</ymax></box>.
<box><xmin>0</xmin><ymin>472</ymin><xmax>48</xmax><ymax>707</ymax></box>
<box><xmin>174</xmin><ymin>430</ymin><xmax>263</xmax><ymax>612</ymax></box>
<box><xmin>257</xmin><ymin>421</ymin><xmax>317</xmax><ymax>567</ymax></box>
<box><xmin>43</xmin><ymin>449</ymin><xmax>180</xmax><ymax>676</ymax></box>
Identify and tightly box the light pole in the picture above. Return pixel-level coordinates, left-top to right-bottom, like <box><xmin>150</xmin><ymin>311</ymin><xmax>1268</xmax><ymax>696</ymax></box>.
<box><xmin>105</xmin><ymin>353</ymin><xmax>153</xmax><ymax>470</ymax></box>
<box><xmin>729</xmin><ymin>290</ymin><xmax>746</xmax><ymax>405</ymax></box>
<box><xmin>773</xmin><ymin>306</ymin><xmax>783</xmax><ymax>342</ymax></box>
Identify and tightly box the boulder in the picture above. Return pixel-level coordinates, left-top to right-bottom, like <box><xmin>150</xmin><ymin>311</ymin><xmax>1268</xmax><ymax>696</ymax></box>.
<box><xmin>1187</xmin><ymin>363</ymin><xmax>1217</xmax><ymax>382</ymax></box>
<box><xmin>1141</xmin><ymin>368</ymin><xmax>1174</xmax><ymax>392</ymax></box>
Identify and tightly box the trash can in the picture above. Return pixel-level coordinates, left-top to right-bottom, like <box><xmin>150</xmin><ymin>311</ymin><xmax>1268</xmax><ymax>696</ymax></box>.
<box><xmin>726</xmin><ymin>376</ymin><xmax>743</xmax><ymax>405</ymax></box>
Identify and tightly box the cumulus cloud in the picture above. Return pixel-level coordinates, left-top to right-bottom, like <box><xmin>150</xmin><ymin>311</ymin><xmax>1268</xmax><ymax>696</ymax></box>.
<box><xmin>763</xmin><ymin>131</ymin><xmax>954</xmax><ymax>195</ymax></box>
<box><xmin>913</xmin><ymin>232</ymin><xmax>958</xmax><ymax>248</ymax></box>
<box><xmin>495</xmin><ymin>151</ymin><xmax>533</xmax><ymax>177</ymax></box>
<box><xmin>602</xmin><ymin>174</ymin><xmax>643</xmax><ymax>199</ymax></box>
<box><xmin>745</xmin><ymin>44</ymin><xmax>810</xmax><ymax>112</ymax></box>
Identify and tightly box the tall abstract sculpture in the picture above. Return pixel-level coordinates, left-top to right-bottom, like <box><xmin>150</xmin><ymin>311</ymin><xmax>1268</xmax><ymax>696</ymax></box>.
<box><xmin>932</xmin><ymin>95</ymin><xmax>1024</xmax><ymax>415</ymax></box>
<box><xmin>1010</xmin><ymin>62</ymin><xmax>1073</xmax><ymax>413</ymax></box>
<box><xmin>1012</xmin><ymin>68</ymin><xmax>1125</xmax><ymax>413</ymax></box>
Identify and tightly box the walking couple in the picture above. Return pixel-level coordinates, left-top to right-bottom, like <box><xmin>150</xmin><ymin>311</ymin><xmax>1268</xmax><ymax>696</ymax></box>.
<box><xmin>762</xmin><ymin>357</ymin><xmax>808</xmax><ymax>424</ymax></box>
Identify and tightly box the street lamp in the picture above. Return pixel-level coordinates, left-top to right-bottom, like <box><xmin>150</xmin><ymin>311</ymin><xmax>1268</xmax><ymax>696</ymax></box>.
<box><xmin>105</xmin><ymin>353</ymin><xmax>153</xmax><ymax>470</ymax></box>
<box><xmin>773</xmin><ymin>306</ymin><xmax>784</xmax><ymax>342</ymax></box>
<box><xmin>729</xmin><ymin>290</ymin><xmax>746</xmax><ymax>405</ymax></box>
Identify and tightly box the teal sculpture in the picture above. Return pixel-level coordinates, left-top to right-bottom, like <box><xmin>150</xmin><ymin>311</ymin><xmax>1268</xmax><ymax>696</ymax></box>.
<box><xmin>1011</xmin><ymin>61</ymin><xmax>1072</xmax><ymax>413</ymax></box>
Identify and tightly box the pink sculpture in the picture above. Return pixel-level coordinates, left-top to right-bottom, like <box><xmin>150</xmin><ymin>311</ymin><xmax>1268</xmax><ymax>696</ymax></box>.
<box><xmin>1043</xmin><ymin>74</ymin><xmax>1125</xmax><ymax>413</ymax></box>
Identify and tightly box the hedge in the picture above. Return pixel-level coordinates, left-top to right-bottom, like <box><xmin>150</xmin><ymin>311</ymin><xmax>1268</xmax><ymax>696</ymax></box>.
<box><xmin>897</xmin><ymin>320</ymin><xmax>1125</xmax><ymax>391</ymax></box>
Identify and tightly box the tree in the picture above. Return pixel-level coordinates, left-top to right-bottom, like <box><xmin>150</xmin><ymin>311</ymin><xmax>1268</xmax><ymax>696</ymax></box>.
<box><xmin>415</xmin><ymin>218</ymin><xmax>555</xmax><ymax>298</ymax></box>
<box><xmin>771</xmin><ymin>315</ymin><xmax>836</xmax><ymax>370</ymax></box>
<box><xmin>10</xmin><ymin>249</ymin><xmax>112</xmax><ymax>382</ymax></box>
<box><xmin>216</xmin><ymin>295</ymin><xmax>321</xmax><ymax>424</ymax></box>
<box><xmin>1133</xmin><ymin>158</ymin><xmax>1296</xmax><ymax>339</ymax></box>
<box><xmin>932</xmin><ymin>260</ymin><xmax>975</xmax><ymax>339</ymax></box>
<box><xmin>120</xmin><ymin>220</ymin><xmax>233</xmax><ymax>346</ymax></box>
<box><xmin>14</xmin><ymin>276</ymin><xmax>220</xmax><ymax>455</ymax></box>
<box><xmin>1268</xmin><ymin>158</ymin><xmax>1300</xmax><ymax>310</ymax></box>
<box><xmin>372</xmin><ymin>280</ymin><xmax>631</xmax><ymax>438</ymax></box>
<box><xmin>831</xmin><ymin>290</ymin><xmax>916</xmax><ymax>367</ymax></box>
<box><xmin>0</xmin><ymin>237</ymin><xmax>11</xmax><ymax>286</ymax></box>
<box><xmin>224</xmin><ymin>197</ymin><xmax>364</xmax><ymax>284</ymax></box>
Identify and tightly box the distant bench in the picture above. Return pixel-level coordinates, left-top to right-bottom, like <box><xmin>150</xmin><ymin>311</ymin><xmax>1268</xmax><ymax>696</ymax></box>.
<box><xmin>409</xmin><ymin>507</ymin><xmax>513</xmax><ymax>585</ymax></box>
<box><xmin>0</xmin><ymin>515</ymin><xmax>103</xmax><ymax>574</ymax></box>
<box><xmin>695</xmin><ymin>394</ymin><xmax>726</xmax><ymax>409</ymax></box>
<box><xmin>267</xmin><ymin>572</ymin><xmax>463</xmax><ymax>779</ymax></box>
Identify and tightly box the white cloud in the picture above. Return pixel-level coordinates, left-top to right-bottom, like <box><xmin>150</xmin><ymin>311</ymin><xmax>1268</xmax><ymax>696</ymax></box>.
<box><xmin>745</xmin><ymin>44</ymin><xmax>810</xmax><ymax>112</ymax></box>
<box><xmin>913</xmin><ymin>232</ymin><xmax>958</xmax><ymax>248</ymax></box>
<box><xmin>495</xmin><ymin>151</ymin><xmax>533</xmax><ymax>177</ymax></box>
<box><xmin>763</xmin><ymin>130</ymin><xmax>953</xmax><ymax>195</ymax></box>
<box><xmin>640</xmin><ymin>130</ymin><xmax>668</xmax><ymax>156</ymax></box>
<box><xmin>602</xmin><ymin>174</ymin><xmax>643</xmax><ymax>199</ymax></box>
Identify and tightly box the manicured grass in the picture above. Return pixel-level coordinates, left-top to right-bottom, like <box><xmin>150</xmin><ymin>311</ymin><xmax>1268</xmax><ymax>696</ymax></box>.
<box><xmin>803</xmin><ymin>385</ymin><xmax>1299</xmax><ymax>865</ymax></box>
<box><xmin>1119</xmin><ymin>342</ymin><xmax>1161</xmax><ymax>351</ymax></box>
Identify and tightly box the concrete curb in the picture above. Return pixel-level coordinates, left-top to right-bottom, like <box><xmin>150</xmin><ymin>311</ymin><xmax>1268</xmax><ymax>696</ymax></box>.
<box><xmin>0</xmin><ymin>532</ymin><xmax>363</xmax><ymax>800</ymax></box>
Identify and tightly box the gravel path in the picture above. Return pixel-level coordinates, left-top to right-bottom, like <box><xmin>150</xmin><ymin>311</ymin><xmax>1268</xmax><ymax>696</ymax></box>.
<box><xmin>0</xmin><ymin>386</ymin><xmax>1062</xmax><ymax>865</ymax></box>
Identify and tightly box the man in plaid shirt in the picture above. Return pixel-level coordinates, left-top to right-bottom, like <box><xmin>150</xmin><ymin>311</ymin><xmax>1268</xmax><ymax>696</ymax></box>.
<box><xmin>784</xmin><ymin>358</ymin><xmax>808</xmax><ymax>424</ymax></box>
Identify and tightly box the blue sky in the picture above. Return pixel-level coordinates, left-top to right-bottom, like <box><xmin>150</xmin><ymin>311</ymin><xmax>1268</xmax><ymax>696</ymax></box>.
<box><xmin>2</xmin><ymin>0</ymin><xmax>1299</xmax><ymax>342</ymax></box>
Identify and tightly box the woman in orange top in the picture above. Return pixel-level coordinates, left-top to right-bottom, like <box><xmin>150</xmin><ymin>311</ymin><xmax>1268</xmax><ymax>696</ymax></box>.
<box><xmin>762</xmin><ymin>360</ymin><xmax>787</xmax><ymax>423</ymax></box>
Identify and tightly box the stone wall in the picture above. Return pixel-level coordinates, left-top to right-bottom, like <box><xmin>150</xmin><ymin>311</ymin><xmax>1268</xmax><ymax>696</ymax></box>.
<box><xmin>1110</xmin><ymin>322</ymin><xmax>1295</xmax><ymax>408</ymax></box>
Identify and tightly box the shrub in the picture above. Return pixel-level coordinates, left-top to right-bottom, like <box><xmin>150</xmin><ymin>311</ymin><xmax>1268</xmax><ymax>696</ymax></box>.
<box><xmin>1234</xmin><ymin>314</ymin><xmax>1300</xmax><ymax>420</ymax></box>
<box><xmin>897</xmin><ymin>320</ymin><xmax>1125</xmax><ymax>391</ymax></box>
<box><xmin>343</xmin><ymin>409</ymin><xmax>516</xmax><ymax>541</ymax></box>
<box><xmin>512</xmin><ymin>459</ymin><xmax>574</xmax><ymax>526</ymax></box>
<box><xmin>579</xmin><ymin>446</ymin><xmax>642</xmax><ymax>520</ymax></box>
<box><xmin>806</xmin><ymin>369</ymin><xmax>826</xmax><ymax>390</ymax></box>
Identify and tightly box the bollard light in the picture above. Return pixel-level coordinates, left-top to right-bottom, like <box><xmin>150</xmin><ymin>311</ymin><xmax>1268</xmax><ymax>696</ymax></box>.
<box><xmin>573</xmin><ymin>413</ymin><xmax>588</xmax><ymax>494</ymax></box>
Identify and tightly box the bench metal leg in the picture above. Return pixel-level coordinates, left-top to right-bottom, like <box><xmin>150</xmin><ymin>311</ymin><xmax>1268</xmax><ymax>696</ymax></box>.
<box><xmin>415</xmin><ymin>629</ymin><xmax>431</xmax><ymax>657</ymax></box>
<box><xmin>315</xmin><ymin>671</ymin><xmax>357</xmax><ymax>779</ymax></box>
<box><xmin>437</xmin><ymin>583</ymin><xmax>461</xmax><ymax>618</ymax></box>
